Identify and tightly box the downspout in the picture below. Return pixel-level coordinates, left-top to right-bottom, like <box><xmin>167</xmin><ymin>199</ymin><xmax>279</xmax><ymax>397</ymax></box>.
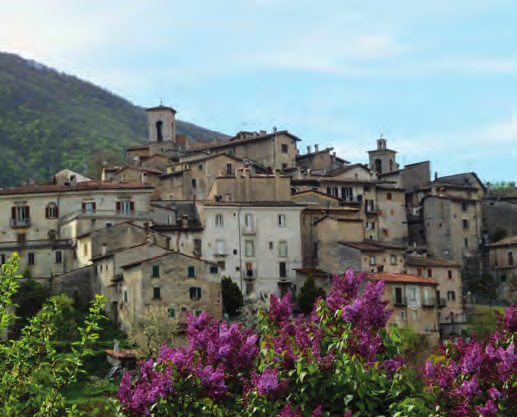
<box><xmin>238</xmin><ymin>206</ymin><xmax>243</xmax><ymax>292</ymax></box>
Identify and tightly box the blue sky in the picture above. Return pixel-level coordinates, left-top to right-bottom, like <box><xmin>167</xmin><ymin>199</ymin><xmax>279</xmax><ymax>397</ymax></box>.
<box><xmin>1</xmin><ymin>0</ymin><xmax>514</xmax><ymax>182</ymax></box>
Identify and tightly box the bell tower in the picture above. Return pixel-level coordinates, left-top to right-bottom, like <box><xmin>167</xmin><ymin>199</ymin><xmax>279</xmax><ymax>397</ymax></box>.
<box><xmin>367</xmin><ymin>136</ymin><xmax>398</xmax><ymax>175</ymax></box>
<box><xmin>146</xmin><ymin>104</ymin><xmax>177</xmax><ymax>156</ymax></box>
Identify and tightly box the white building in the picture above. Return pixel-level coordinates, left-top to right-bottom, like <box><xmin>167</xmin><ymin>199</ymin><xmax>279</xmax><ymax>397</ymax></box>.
<box><xmin>197</xmin><ymin>201</ymin><xmax>305</xmax><ymax>298</ymax></box>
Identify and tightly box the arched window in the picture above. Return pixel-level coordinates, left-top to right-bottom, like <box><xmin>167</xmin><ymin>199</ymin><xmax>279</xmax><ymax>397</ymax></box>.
<box><xmin>45</xmin><ymin>203</ymin><xmax>59</xmax><ymax>219</ymax></box>
<box><xmin>375</xmin><ymin>159</ymin><xmax>382</xmax><ymax>174</ymax></box>
<box><xmin>156</xmin><ymin>120</ymin><xmax>163</xmax><ymax>142</ymax></box>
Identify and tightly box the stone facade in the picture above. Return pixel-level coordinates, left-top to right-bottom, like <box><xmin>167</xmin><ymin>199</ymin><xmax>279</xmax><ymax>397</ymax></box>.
<box><xmin>337</xmin><ymin>241</ymin><xmax>406</xmax><ymax>275</ymax></box>
<box><xmin>489</xmin><ymin>236</ymin><xmax>517</xmax><ymax>303</ymax></box>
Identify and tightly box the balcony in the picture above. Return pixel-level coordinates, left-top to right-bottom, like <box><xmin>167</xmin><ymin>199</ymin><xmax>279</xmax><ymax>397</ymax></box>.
<box><xmin>242</xmin><ymin>225</ymin><xmax>256</xmax><ymax>235</ymax></box>
<box><xmin>422</xmin><ymin>297</ymin><xmax>436</xmax><ymax>307</ymax></box>
<box><xmin>60</xmin><ymin>209</ymin><xmax>152</xmax><ymax>224</ymax></box>
<box><xmin>244</xmin><ymin>269</ymin><xmax>257</xmax><ymax>279</ymax></box>
<box><xmin>393</xmin><ymin>296</ymin><xmax>407</xmax><ymax>306</ymax></box>
<box><xmin>10</xmin><ymin>218</ymin><xmax>31</xmax><ymax>228</ymax></box>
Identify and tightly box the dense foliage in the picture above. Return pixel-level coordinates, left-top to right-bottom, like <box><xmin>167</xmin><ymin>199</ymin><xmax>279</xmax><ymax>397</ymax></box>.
<box><xmin>0</xmin><ymin>52</ymin><xmax>229</xmax><ymax>186</ymax></box>
<box><xmin>222</xmin><ymin>276</ymin><xmax>244</xmax><ymax>316</ymax></box>
<box><xmin>0</xmin><ymin>254</ymin><xmax>106</xmax><ymax>416</ymax></box>
<box><xmin>297</xmin><ymin>274</ymin><xmax>326</xmax><ymax>314</ymax></box>
<box><xmin>117</xmin><ymin>270</ymin><xmax>516</xmax><ymax>417</ymax></box>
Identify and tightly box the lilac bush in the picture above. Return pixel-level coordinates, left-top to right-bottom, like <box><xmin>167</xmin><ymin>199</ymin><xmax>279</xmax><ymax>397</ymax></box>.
<box><xmin>117</xmin><ymin>270</ymin><xmax>515</xmax><ymax>416</ymax></box>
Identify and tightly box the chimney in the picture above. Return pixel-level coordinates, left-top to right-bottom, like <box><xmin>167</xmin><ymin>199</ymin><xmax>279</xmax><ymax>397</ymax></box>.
<box><xmin>435</xmin><ymin>171</ymin><xmax>438</xmax><ymax>180</ymax></box>
<box><xmin>333</xmin><ymin>151</ymin><xmax>336</xmax><ymax>158</ymax></box>
<box><xmin>182</xmin><ymin>214</ymin><xmax>188</xmax><ymax>228</ymax></box>
<box><xmin>315</xmin><ymin>144</ymin><xmax>319</xmax><ymax>152</ymax></box>
<box><xmin>272</xmin><ymin>126</ymin><xmax>277</xmax><ymax>133</ymax></box>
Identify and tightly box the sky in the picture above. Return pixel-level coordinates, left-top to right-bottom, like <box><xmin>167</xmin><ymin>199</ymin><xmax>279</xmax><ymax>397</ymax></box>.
<box><xmin>0</xmin><ymin>0</ymin><xmax>515</xmax><ymax>182</ymax></box>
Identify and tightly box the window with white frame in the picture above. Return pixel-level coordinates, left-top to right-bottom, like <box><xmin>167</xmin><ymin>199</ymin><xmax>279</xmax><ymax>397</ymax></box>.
<box><xmin>245</xmin><ymin>213</ymin><xmax>255</xmax><ymax>229</ymax></box>
<box><xmin>278</xmin><ymin>241</ymin><xmax>288</xmax><ymax>257</ymax></box>
<box><xmin>215</xmin><ymin>213</ymin><xmax>224</xmax><ymax>227</ymax></box>
<box><xmin>278</xmin><ymin>214</ymin><xmax>286</xmax><ymax>227</ymax></box>
<box><xmin>407</xmin><ymin>287</ymin><xmax>417</xmax><ymax>301</ymax></box>
<box><xmin>244</xmin><ymin>240</ymin><xmax>255</xmax><ymax>257</ymax></box>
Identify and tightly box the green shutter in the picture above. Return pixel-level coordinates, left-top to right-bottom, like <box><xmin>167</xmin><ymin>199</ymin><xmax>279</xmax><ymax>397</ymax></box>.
<box><xmin>195</xmin><ymin>310</ymin><xmax>203</xmax><ymax>317</ymax></box>
<box><xmin>167</xmin><ymin>308</ymin><xmax>175</xmax><ymax>318</ymax></box>
<box><xmin>209</xmin><ymin>266</ymin><xmax>218</xmax><ymax>274</ymax></box>
<box><xmin>152</xmin><ymin>265</ymin><xmax>160</xmax><ymax>277</ymax></box>
<box><xmin>188</xmin><ymin>266</ymin><xmax>196</xmax><ymax>278</ymax></box>
<box><xmin>153</xmin><ymin>287</ymin><xmax>161</xmax><ymax>299</ymax></box>
<box><xmin>123</xmin><ymin>290</ymin><xmax>128</xmax><ymax>303</ymax></box>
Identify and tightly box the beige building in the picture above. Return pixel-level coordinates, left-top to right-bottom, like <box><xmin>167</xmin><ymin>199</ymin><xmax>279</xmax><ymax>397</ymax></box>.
<box><xmin>187</xmin><ymin>130</ymin><xmax>301</xmax><ymax>170</ymax></box>
<box><xmin>368</xmin><ymin>138</ymin><xmax>399</xmax><ymax>176</ymax></box>
<box><xmin>295</xmin><ymin>145</ymin><xmax>348</xmax><ymax>173</ymax></box>
<box><xmin>0</xmin><ymin>181</ymin><xmax>153</xmax><ymax>280</ymax></box>
<box><xmin>406</xmin><ymin>256</ymin><xmax>465</xmax><ymax>335</ymax></box>
<box><xmin>367</xmin><ymin>272</ymin><xmax>439</xmax><ymax>346</ymax></box>
<box><xmin>337</xmin><ymin>240</ymin><xmax>407</xmax><ymax>275</ymax></box>
<box><xmin>196</xmin><ymin>201</ymin><xmax>305</xmax><ymax>298</ymax></box>
<box><xmin>489</xmin><ymin>236</ymin><xmax>517</xmax><ymax>303</ymax></box>
<box><xmin>117</xmin><ymin>252</ymin><xmax>222</xmax><ymax>333</ymax></box>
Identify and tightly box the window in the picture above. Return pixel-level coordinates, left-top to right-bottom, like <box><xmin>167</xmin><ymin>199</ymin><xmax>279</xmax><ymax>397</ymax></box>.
<box><xmin>215</xmin><ymin>239</ymin><xmax>225</xmax><ymax>255</ymax></box>
<box><xmin>341</xmin><ymin>187</ymin><xmax>353</xmax><ymax>200</ymax></box>
<box><xmin>215</xmin><ymin>213</ymin><xmax>224</xmax><ymax>226</ymax></box>
<box><xmin>386</xmin><ymin>192</ymin><xmax>392</xmax><ymax>200</ymax></box>
<box><xmin>123</xmin><ymin>290</ymin><xmax>128</xmax><ymax>303</ymax></box>
<box><xmin>282</xmin><ymin>163</ymin><xmax>287</xmax><ymax>169</ymax></box>
<box><xmin>28</xmin><ymin>253</ymin><xmax>35</xmax><ymax>265</ymax></box>
<box><xmin>448</xmin><ymin>270</ymin><xmax>453</xmax><ymax>279</ymax></box>
<box><xmin>55</xmin><ymin>251</ymin><xmax>62</xmax><ymax>264</ymax></box>
<box><xmin>209</xmin><ymin>266</ymin><xmax>218</xmax><ymax>274</ymax></box>
<box><xmin>281</xmin><ymin>144</ymin><xmax>288</xmax><ymax>153</ymax></box>
<box><xmin>312</xmin><ymin>216</ymin><xmax>319</xmax><ymax>225</ymax></box>
<box><xmin>46</xmin><ymin>203</ymin><xmax>59</xmax><ymax>219</ymax></box>
<box><xmin>245</xmin><ymin>213</ymin><xmax>255</xmax><ymax>229</ymax></box>
<box><xmin>412</xmin><ymin>310</ymin><xmax>418</xmax><ymax>320</ymax></box>
<box><xmin>82</xmin><ymin>202</ymin><xmax>96</xmax><ymax>213</ymax></box>
<box><xmin>390</xmin><ymin>255</ymin><xmax>397</xmax><ymax>265</ymax></box>
<box><xmin>152</xmin><ymin>265</ymin><xmax>160</xmax><ymax>278</ymax></box>
<box><xmin>464</xmin><ymin>238</ymin><xmax>469</xmax><ymax>248</ymax></box>
<box><xmin>191</xmin><ymin>178</ymin><xmax>197</xmax><ymax>188</ymax></box>
<box><xmin>190</xmin><ymin>287</ymin><xmax>202</xmax><ymax>300</ymax></box>
<box><xmin>217</xmin><ymin>261</ymin><xmax>226</xmax><ymax>270</ymax></box>
<box><xmin>279</xmin><ymin>262</ymin><xmax>287</xmax><ymax>278</ymax></box>
<box><xmin>417</xmin><ymin>267</ymin><xmax>423</xmax><ymax>276</ymax></box>
<box><xmin>153</xmin><ymin>287</ymin><xmax>161</xmax><ymax>299</ymax></box>
<box><xmin>427</xmin><ymin>268</ymin><xmax>432</xmax><ymax>278</ymax></box>
<box><xmin>226</xmin><ymin>164</ymin><xmax>233</xmax><ymax>175</ymax></box>
<box><xmin>408</xmin><ymin>287</ymin><xmax>417</xmax><ymax>301</ymax></box>
<box><xmin>279</xmin><ymin>241</ymin><xmax>288</xmax><ymax>257</ymax></box>
<box><xmin>106</xmin><ymin>222</ymin><xmax>113</xmax><ymax>228</ymax></box>
<box><xmin>278</xmin><ymin>214</ymin><xmax>286</xmax><ymax>227</ymax></box>
<box><xmin>195</xmin><ymin>310</ymin><xmax>203</xmax><ymax>317</ymax></box>
<box><xmin>364</xmin><ymin>185</ymin><xmax>370</xmax><ymax>192</ymax></box>
<box><xmin>198</xmin><ymin>163</ymin><xmax>203</xmax><ymax>171</ymax></box>
<box><xmin>116</xmin><ymin>201</ymin><xmax>134</xmax><ymax>213</ymax></box>
<box><xmin>462</xmin><ymin>202</ymin><xmax>468</xmax><ymax>211</ymax></box>
<box><xmin>369</xmin><ymin>256</ymin><xmax>376</xmax><ymax>266</ymax></box>
<box><xmin>167</xmin><ymin>308</ymin><xmax>175</xmax><ymax>318</ymax></box>
<box><xmin>1</xmin><ymin>255</ymin><xmax>5</xmax><ymax>265</ymax></box>
<box><xmin>83</xmin><ymin>243</ymin><xmax>88</xmax><ymax>257</ymax></box>
<box><xmin>462</xmin><ymin>219</ymin><xmax>469</xmax><ymax>229</ymax></box>
<box><xmin>501</xmin><ymin>274</ymin><xmax>507</xmax><ymax>282</ymax></box>
<box><xmin>194</xmin><ymin>239</ymin><xmax>202</xmax><ymax>255</ymax></box>
<box><xmin>447</xmin><ymin>291</ymin><xmax>456</xmax><ymax>301</ymax></box>
<box><xmin>269</xmin><ymin>242</ymin><xmax>274</xmax><ymax>250</ymax></box>
<box><xmin>246</xmin><ymin>283</ymin><xmax>255</xmax><ymax>295</ymax></box>
<box><xmin>188</xmin><ymin>266</ymin><xmax>196</xmax><ymax>278</ymax></box>
<box><xmin>11</xmin><ymin>206</ymin><xmax>30</xmax><ymax>227</ymax></box>
<box><xmin>508</xmin><ymin>251</ymin><xmax>514</xmax><ymax>266</ymax></box>
<box><xmin>245</xmin><ymin>240</ymin><xmax>255</xmax><ymax>257</ymax></box>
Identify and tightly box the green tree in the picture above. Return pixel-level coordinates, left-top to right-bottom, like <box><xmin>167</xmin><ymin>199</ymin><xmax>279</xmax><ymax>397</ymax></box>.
<box><xmin>297</xmin><ymin>274</ymin><xmax>326</xmax><ymax>314</ymax></box>
<box><xmin>222</xmin><ymin>276</ymin><xmax>244</xmax><ymax>316</ymax></box>
<box><xmin>128</xmin><ymin>305</ymin><xmax>177</xmax><ymax>358</ymax></box>
<box><xmin>0</xmin><ymin>254</ymin><xmax>106</xmax><ymax>416</ymax></box>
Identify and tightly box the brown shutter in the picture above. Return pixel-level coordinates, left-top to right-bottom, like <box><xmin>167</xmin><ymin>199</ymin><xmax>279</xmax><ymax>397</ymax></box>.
<box><xmin>92</xmin><ymin>202</ymin><xmax>96</xmax><ymax>211</ymax></box>
<box><xmin>55</xmin><ymin>206</ymin><xmax>59</xmax><ymax>218</ymax></box>
<box><xmin>25</xmin><ymin>206</ymin><xmax>30</xmax><ymax>218</ymax></box>
<box><xmin>130</xmin><ymin>201</ymin><xmax>135</xmax><ymax>212</ymax></box>
<box><xmin>45</xmin><ymin>207</ymin><xmax>49</xmax><ymax>219</ymax></box>
<box><xmin>11</xmin><ymin>207</ymin><xmax>16</xmax><ymax>219</ymax></box>
<box><xmin>116</xmin><ymin>202</ymin><xmax>121</xmax><ymax>212</ymax></box>
<box><xmin>82</xmin><ymin>203</ymin><xmax>86</xmax><ymax>212</ymax></box>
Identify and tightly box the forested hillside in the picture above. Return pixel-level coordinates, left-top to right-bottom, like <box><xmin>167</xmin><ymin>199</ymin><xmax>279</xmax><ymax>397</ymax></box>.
<box><xmin>0</xmin><ymin>52</ymin><xmax>229</xmax><ymax>186</ymax></box>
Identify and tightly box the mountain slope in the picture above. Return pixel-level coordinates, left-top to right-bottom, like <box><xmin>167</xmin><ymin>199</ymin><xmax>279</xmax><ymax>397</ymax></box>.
<box><xmin>0</xmin><ymin>52</ymin><xmax>229</xmax><ymax>186</ymax></box>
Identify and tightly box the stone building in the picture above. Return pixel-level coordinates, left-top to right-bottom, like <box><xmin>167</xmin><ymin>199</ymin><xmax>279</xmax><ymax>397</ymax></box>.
<box><xmin>117</xmin><ymin>252</ymin><xmax>222</xmax><ymax>333</ymax></box>
<box><xmin>406</xmin><ymin>256</ymin><xmax>465</xmax><ymax>335</ymax></box>
<box><xmin>368</xmin><ymin>137</ymin><xmax>399</xmax><ymax>176</ymax></box>
<box><xmin>295</xmin><ymin>145</ymin><xmax>348</xmax><ymax>173</ymax></box>
<box><xmin>337</xmin><ymin>240</ymin><xmax>407</xmax><ymax>275</ymax></box>
<box><xmin>482</xmin><ymin>188</ymin><xmax>517</xmax><ymax>244</ymax></box>
<box><xmin>0</xmin><ymin>181</ymin><xmax>153</xmax><ymax>280</ymax></box>
<box><xmin>367</xmin><ymin>272</ymin><xmax>439</xmax><ymax>346</ymax></box>
<box><xmin>196</xmin><ymin>201</ymin><xmax>305</xmax><ymax>298</ymax></box>
<box><xmin>488</xmin><ymin>236</ymin><xmax>517</xmax><ymax>303</ymax></box>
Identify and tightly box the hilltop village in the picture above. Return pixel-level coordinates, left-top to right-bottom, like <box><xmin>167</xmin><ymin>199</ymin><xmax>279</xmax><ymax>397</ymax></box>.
<box><xmin>1</xmin><ymin>104</ymin><xmax>515</xmax><ymax>345</ymax></box>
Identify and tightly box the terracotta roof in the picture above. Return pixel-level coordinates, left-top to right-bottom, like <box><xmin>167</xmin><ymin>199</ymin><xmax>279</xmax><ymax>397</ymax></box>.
<box><xmin>114</xmin><ymin>166</ymin><xmax>165</xmax><ymax>175</ymax></box>
<box><xmin>324</xmin><ymin>163</ymin><xmax>371</xmax><ymax>177</ymax></box>
<box><xmin>406</xmin><ymin>256</ymin><xmax>462</xmax><ymax>268</ymax></box>
<box><xmin>0</xmin><ymin>181</ymin><xmax>154</xmax><ymax>196</ymax></box>
<box><xmin>367</xmin><ymin>272</ymin><xmax>438</xmax><ymax>285</ymax></box>
<box><xmin>175</xmin><ymin>134</ymin><xmax>188</xmax><ymax>146</ymax></box>
<box><xmin>339</xmin><ymin>240</ymin><xmax>406</xmax><ymax>252</ymax></box>
<box><xmin>202</xmin><ymin>201</ymin><xmax>304</xmax><ymax>207</ymax></box>
<box><xmin>317</xmin><ymin>216</ymin><xmax>363</xmax><ymax>224</ymax></box>
<box><xmin>146</xmin><ymin>104</ymin><xmax>177</xmax><ymax>113</ymax></box>
<box><xmin>121</xmin><ymin>251</ymin><xmax>218</xmax><ymax>269</ymax></box>
<box><xmin>292</xmin><ymin>267</ymin><xmax>329</xmax><ymax>277</ymax></box>
<box><xmin>490</xmin><ymin>236</ymin><xmax>517</xmax><ymax>247</ymax></box>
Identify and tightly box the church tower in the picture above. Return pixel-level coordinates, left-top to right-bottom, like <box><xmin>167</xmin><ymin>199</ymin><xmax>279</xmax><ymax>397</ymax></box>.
<box><xmin>146</xmin><ymin>104</ymin><xmax>177</xmax><ymax>156</ymax></box>
<box><xmin>367</xmin><ymin>137</ymin><xmax>398</xmax><ymax>175</ymax></box>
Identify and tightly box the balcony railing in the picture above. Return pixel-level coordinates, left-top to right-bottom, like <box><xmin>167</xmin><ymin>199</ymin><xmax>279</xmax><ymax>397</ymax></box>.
<box><xmin>10</xmin><ymin>218</ymin><xmax>31</xmax><ymax>228</ymax></box>
<box><xmin>393</xmin><ymin>296</ymin><xmax>407</xmax><ymax>306</ymax></box>
<box><xmin>244</xmin><ymin>269</ymin><xmax>257</xmax><ymax>279</ymax></box>
<box><xmin>60</xmin><ymin>209</ymin><xmax>152</xmax><ymax>224</ymax></box>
